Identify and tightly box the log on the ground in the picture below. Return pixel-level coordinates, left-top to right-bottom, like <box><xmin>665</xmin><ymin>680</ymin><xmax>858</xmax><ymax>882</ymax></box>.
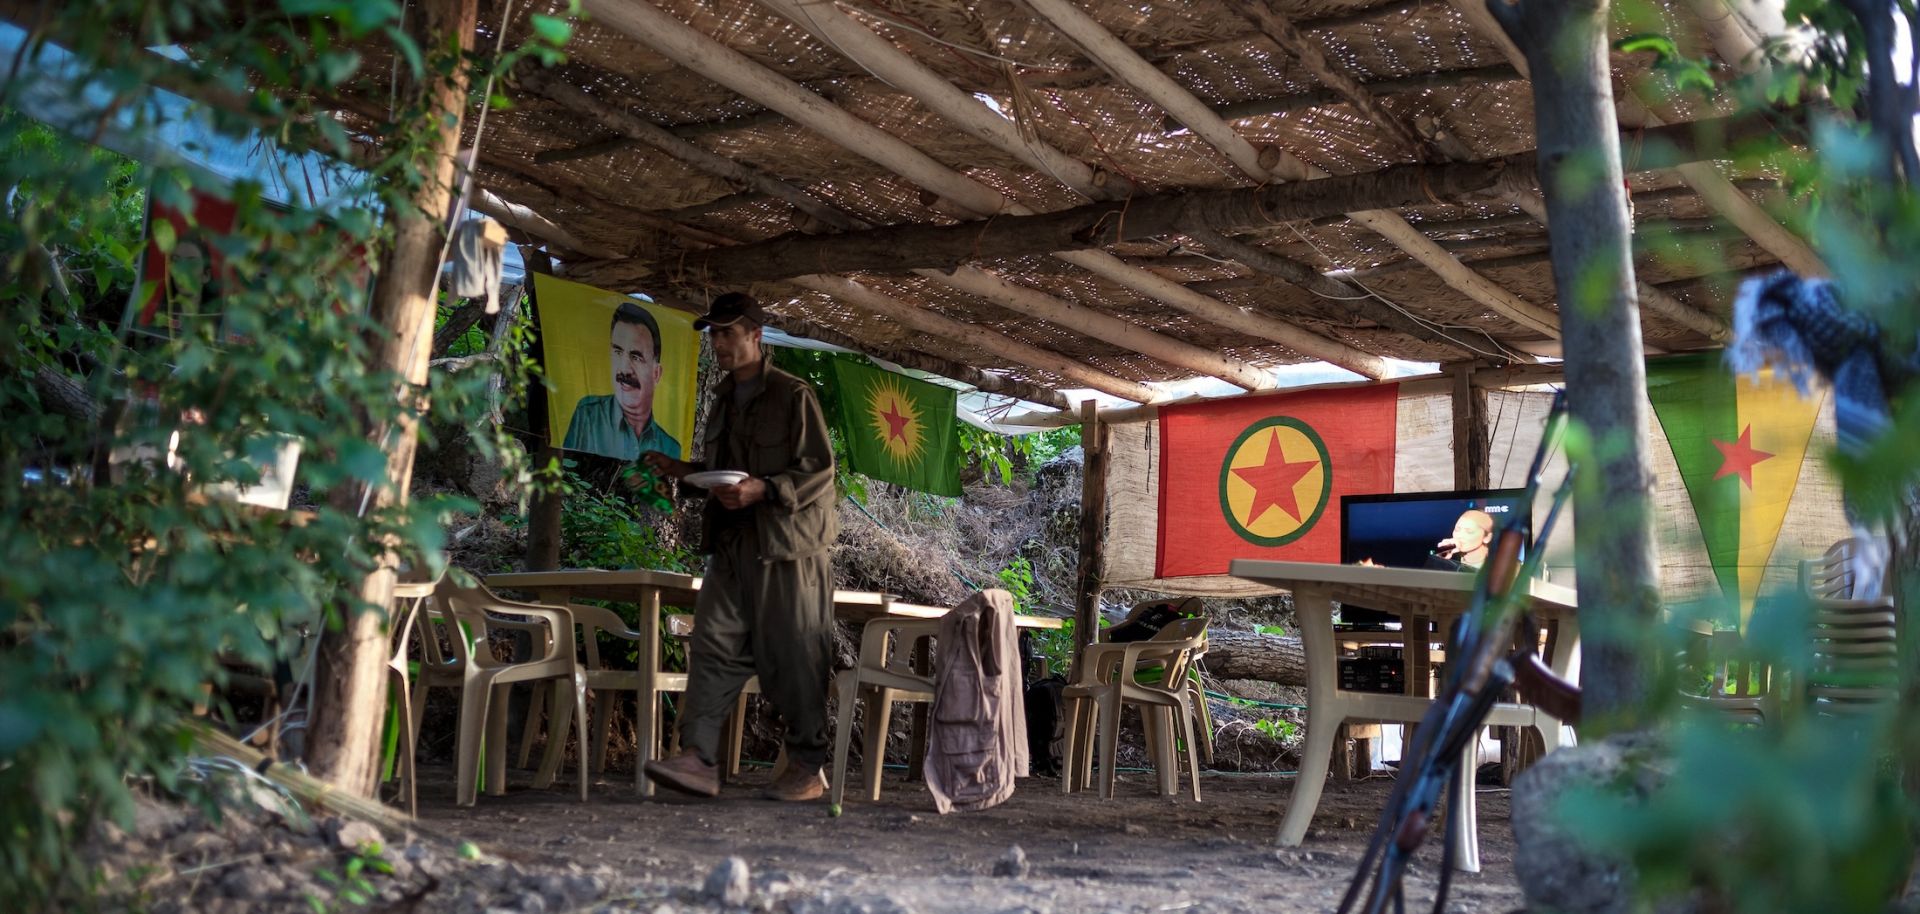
<box><xmin>192</xmin><ymin>727</ymin><xmax>414</xmax><ymax>833</ymax></box>
<box><xmin>1199</xmin><ymin>629</ymin><xmax>1308</xmax><ymax>687</ymax></box>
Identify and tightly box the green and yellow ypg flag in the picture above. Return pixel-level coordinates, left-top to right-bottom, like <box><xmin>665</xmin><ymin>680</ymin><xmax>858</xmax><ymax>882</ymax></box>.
<box><xmin>1646</xmin><ymin>353</ymin><xmax>1823</xmax><ymax>623</ymax></box>
<box><xmin>830</xmin><ymin>357</ymin><xmax>962</xmax><ymax>496</ymax></box>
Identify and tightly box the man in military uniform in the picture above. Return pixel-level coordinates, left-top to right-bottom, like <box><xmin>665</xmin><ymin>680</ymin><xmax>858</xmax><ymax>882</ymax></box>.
<box><xmin>562</xmin><ymin>302</ymin><xmax>683</xmax><ymax>460</ymax></box>
<box><xmin>640</xmin><ymin>292</ymin><xmax>840</xmax><ymax>801</ymax></box>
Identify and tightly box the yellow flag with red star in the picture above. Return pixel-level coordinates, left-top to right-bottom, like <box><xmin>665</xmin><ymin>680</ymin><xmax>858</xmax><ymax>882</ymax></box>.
<box><xmin>1646</xmin><ymin>353</ymin><xmax>1823</xmax><ymax>623</ymax></box>
<box><xmin>830</xmin><ymin>357</ymin><xmax>962</xmax><ymax>496</ymax></box>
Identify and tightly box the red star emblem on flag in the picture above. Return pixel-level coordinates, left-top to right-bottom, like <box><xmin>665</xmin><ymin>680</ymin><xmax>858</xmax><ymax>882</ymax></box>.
<box><xmin>1712</xmin><ymin>424</ymin><xmax>1774</xmax><ymax>489</ymax></box>
<box><xmin>880</xmin><ymin>400</ymin><xmax>911</xmax><ymax>443</ymax></box>
<box><xmin>1231</xmin><ymin>429</ymin><xmax>1320</xmax><ymax>523</ymax></box>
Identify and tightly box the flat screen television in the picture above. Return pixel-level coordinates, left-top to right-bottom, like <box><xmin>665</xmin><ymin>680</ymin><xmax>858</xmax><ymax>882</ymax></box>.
<box><xmin>1335</xmin><ymin>488</ymin><xmax>1532</xmax><ymax>627</ymax></box>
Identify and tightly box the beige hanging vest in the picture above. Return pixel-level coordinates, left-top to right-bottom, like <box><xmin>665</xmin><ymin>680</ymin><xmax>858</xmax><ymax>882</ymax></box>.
<box><xmin>924</xmin><ymin>589</ymin><xmax>1029</xmax><ymax>813</ymax></box>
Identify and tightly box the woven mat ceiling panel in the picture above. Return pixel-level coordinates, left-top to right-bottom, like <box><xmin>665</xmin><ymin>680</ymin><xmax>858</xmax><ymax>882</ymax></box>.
<box><xmin>408</xmin><ymin>0</ymin><xmax>1818</xmax><ymax>405</ymax></box>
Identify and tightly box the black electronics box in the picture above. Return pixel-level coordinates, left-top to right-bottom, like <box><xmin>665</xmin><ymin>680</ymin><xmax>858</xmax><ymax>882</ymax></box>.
<box><xmin>1339</xmin><ymin>646</ymin><xmax>1406</xmax><ymax>694</ymax></box>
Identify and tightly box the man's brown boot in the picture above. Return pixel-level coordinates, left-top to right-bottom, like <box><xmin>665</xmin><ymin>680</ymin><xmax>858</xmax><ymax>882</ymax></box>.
<box><xmin>644</xmin><ymin>751</ymin><xmax>720</xmax><ymax>798</ymax></box>
<box><xmin>760</xmin><ymin>765</ymin><xmax>825</xmax><ymax>802</ymax></box>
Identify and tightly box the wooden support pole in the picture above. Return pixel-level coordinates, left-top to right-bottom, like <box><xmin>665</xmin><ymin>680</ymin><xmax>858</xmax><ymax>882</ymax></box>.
<box><xmin>1072</xmin><ymin>400</ymin><xmax>1111</xmax><ymax>674</ymax></box>
<box><xmin>1450</xmin><ymin>362</ymin><xmax>1490</xmax><ymax>490</ymax></box>
<box><xmin>1491</xmin><ymin>0</ymin><xmax>1659</xmax><ymax>732</ymax></box>
<box><xmin>308</xmin><ymin>0</ymin><xmax>477</xmax><ymax>796</ymax></box>
<box><xmin>521</xmin><ymin>246</ymin><xmax>564</xmax><ymax>572</ymax></box>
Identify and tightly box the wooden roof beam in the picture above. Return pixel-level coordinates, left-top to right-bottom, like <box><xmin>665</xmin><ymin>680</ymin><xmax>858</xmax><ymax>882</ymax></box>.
<box><xmin>790</xmin><ymin>273</ymin><xmax>1165</xmax><ymax>403</ymax></box>
<box><xmin>1168</xmin><ymin>63</ymin><xmax>1523</xmax><ymax>130</ymax></box>
<box><xmin>1183</xmin><ymin>227</ymin><xmax>1512</xmax><ymax>359</ymax></box>
<box><xmin>469</xmin><ymin>187</ymin><xmax>627</xmax><ymax>260</ymax></box>
<box><xmin>1235</xmin><ymin>0</ymin><xmax>1729</xmax><ymax>342</ymax></box>
<box><xmin>756</xmin><ymin>0</ymin><xmax>1128</xmax><ymax>201</ymax></box>
<box><xmin>526</xmin><ymin>65</ymin><xmax>1282</xmax><ymax>390</ymax></box>
<box><xmin>519</xmin><ymin>64</ymin><xmax>1217</xmax><ymax>398</ymax></box>
<box><xmin>646</xmin><ymin>109</ymin><xmax>1775</xmax><ymax>283</ymax></box>
<box><xmin>755</xmin><ymin>0</ymin><xmax>1409</xmax><ymax>371</ymax></box>
<box><xmin>518</xmin><ymin>68</ymin><xmax>860</xmax><ymax>233</ymax></box>
<box><xmin>1445</xmin><ymin>0</ymin><xmax>1825</xmax><ymax>276</ymax></box>
<box><xmin>580</xmin><ymin>0</ymin><xmax>1387</xmax><ymax>382</ymax></box>
<box><xmin>1024</xmin><ymin>0</ymin><xmax>1564</xmax><ymax>339</ymax></box>
<box><xmin>1232</xmin><ymin>0</ymin><xmax>1436</xmax><ymax>158</ymax></box>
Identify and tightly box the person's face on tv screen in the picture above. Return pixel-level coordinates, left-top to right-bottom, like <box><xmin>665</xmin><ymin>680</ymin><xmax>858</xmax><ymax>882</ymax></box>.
<box><xmin>1453</xmin><ymin>515</ymin><xmax>1491</xmax><ymax>552</ymax></box>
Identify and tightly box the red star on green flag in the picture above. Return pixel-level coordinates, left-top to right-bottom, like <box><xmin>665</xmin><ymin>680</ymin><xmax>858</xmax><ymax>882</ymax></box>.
<box><xmin>829</xmin><ymin>356</ymin><xmax>961</xmax><ymax>497</ymax></box>
<box><xmin>1712</xmin><ymin>425</ymin><xmax>1774</xmax><ymax>488</ymax></box>
<box><xmin>880</xmin><ymin>402</ymin><xmax>912</xmax><ymax>443</ymax></box>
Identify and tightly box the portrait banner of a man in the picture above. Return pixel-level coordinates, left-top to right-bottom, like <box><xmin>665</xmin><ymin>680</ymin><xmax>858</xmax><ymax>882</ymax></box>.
<box><xmin>533</xmin><ymin>273</ymin><xmax>697</xmax><ymax>462</ymax></box>
<box><xmin>126</xmin><ymin>188</ymin><xmax>240</xmax><ymax>341</ymax></box>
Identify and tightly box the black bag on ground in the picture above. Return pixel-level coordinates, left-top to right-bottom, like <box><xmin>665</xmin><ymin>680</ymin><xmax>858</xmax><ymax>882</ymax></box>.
<box><xmin>1018</xmin><ymin>630</ymin><xmax>1065</xmax><ymax>777</ymax></box>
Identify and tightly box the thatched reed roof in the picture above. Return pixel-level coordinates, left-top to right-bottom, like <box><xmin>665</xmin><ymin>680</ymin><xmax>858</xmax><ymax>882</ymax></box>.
<box><xmin>348</xmin><ymin>0</ymin><xmax>1810</xmax><ymax>408</ymax></box>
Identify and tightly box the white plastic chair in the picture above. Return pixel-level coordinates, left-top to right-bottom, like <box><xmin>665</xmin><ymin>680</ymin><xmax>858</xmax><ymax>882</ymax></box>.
<box><xmin>385</xmin><ymin>566</ymin><xmax>443</xmax><ymax>816</ymax></box>
<box><xmin>412</xmin><ymin>579</ymin><xmax>588</xmax><ymax>806</ymax></box>
<box><xmin>1799</xmin><ymin>539</ymin><xmax>1898</xmax><ymax>715</ymax></box>
<box><xmin>829</xmin><ymin>616</ymin><xmax>941</xmax><ymax>807</ymax></box>
<box><xmin>518</xmin><ymin>604</ymin><xmax>757</xmax><ymax>794</ymax></box>
<box><xmin>1061</xmin><ymin>617</ymin><xmax>1209</xmax><ymax>801</ymax></box>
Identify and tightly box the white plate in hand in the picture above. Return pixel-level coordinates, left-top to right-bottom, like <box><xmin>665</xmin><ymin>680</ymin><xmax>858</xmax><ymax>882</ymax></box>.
<box><xmin>683</xmin><ymin>469</ymin><xmax>750</xmax><ymax>489</ymax></box>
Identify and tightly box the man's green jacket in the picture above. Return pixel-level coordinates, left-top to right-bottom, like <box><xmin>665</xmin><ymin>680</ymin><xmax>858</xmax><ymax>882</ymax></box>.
<box><xmin>691</xmin><ymin>354</ymin><xmax>839</xmax><ymax>561</ymax></box>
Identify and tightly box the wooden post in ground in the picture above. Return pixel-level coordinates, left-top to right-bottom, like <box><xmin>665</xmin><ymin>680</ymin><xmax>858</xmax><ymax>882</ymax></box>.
<box><xmin>1491</xmin><ymin>0</ymin><xmax>1659</xmax><ymax>733</ymax></box>
<box><xmin>307</xmin><ymin>0</ymin><xmax>478</xmax><ymax>795</ymax></box>
<box><xmin>520</xmin><ymin>246</ymin><xmax>563</xmax><ymax>572</ymax></box>
<box><xmin>1451</xmin><ymin>362</ymin><xmax>1490</xmax><ymax>491</ymax></box>
<box><xmin>1071</xmin><ymin>400</ymin><xmax>1111</xmax><ymax>675</ymax></box>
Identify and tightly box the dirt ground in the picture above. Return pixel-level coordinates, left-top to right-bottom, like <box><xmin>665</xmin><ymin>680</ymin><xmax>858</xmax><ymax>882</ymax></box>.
<box><xmin>413</xmin><ymin>763</ymin><xmax>1527</xmax><ymax>914</ymax></box>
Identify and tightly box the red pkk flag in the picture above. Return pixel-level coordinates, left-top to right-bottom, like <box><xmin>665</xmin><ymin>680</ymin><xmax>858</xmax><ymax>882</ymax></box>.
<box><xmin>1156</xmin><ymin>384</ymin><xmax>1399</xmax><ymax>576</ymax></box>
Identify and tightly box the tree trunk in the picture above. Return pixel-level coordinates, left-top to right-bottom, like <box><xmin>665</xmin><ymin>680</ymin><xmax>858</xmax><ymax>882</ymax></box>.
<box><xmin>32</xmin><ymin>365</ymin><xmax>99</xmax><ymax>424</ymax></box>
<box><xmin>307</xmin><ymin>0</ymin><xmax>477</xmax><ymax>795</ymax></box>
<box><xmin>431</xmin><ymin>300</ymin><xmax>487</xmax><ymax>357</ymax></box>
<box><xmin>1492</xmin><ymin>0</ymin><xmax>1659</xmax><ymax>733</ymax></box>
<box><xmin>520</xmin><ymin>247</ymin><xmax>564</xmax><ymax>572</ymax></box>
<box><xmin>480</xmin><ymin>283</ymin><xmax>522</xmax><ymax>425</ymax></box>
<box><xmin>1199</xmin><ymin>630</ymin><xmax>1308</xmax><ymax>686</ymax></box>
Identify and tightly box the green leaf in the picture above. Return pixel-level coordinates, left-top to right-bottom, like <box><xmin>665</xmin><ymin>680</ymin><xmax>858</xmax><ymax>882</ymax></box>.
<box><xmin>152</xmin><ymin>219</ymin><xmax>177</xmax><ymax>254</ymax></box>
<box><xmin>1615</xmin><ymin>33</ymin><xmax>1679</xmax><ymax>59</ymax></box>
<box><xmin>316</xmin><ymin>49</ymin><xmax>363</xmax><ymax>86</ymax></box>
<box><xmin>338</xmin><ymin>438</ymin><xmax>390</xmax><ymax>485</ymax></box>
<box><xmin>385</xmin><ymin>26</ymin><xmax>424</xmax><ymax>79</ymax></box>
<box><xmin>529</xmin><ymin>14</ymin><xmax>573</xmax><ymax>47</ymax></box>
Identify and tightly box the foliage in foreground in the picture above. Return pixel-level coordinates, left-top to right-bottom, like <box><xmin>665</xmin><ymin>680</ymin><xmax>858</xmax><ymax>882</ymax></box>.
<box><xmin>1541</xmin><ymin>2</ymin><xmax>1920</xmax><ymax>910</ymax></box>
<box><xmin>0</xmin><ymin>1</ymin><xmax>567</xmax><ymax>904</ymax></box>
